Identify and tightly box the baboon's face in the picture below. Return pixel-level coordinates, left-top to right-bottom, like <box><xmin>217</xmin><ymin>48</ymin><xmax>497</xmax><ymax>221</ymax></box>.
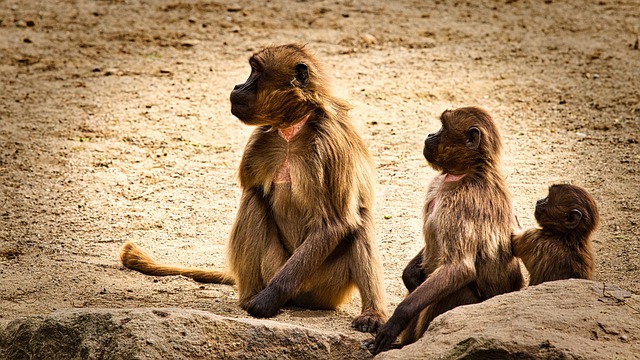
<box><xmin>230</xmin><ymin>44</ymin><xmax>313</xmax><ymax>127</ymax></box>
<box><xmin>229</xmin><ymin>57</ymin><xmax>260</xmax><ymax>123</ymax></box>
<box><xmin>534</xmin><ymin>184</ymin><xmax>599</xmax><ymax>234</ymax></box>
<box><xmin>423</xmin><ymin>108</ymin><xmax>497</xmax><ymax>174</ymax></box>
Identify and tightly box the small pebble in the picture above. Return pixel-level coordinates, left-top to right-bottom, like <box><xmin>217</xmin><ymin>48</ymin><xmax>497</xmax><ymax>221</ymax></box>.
<box><xmin>361</xmin><ymin>33</ymin><xmax>377</xmax><ymax>45</ymax></box>
<box><xmin>181</xmin><ymin>39</ymin><xmax>200</xmax><ymax>47</ymax></box>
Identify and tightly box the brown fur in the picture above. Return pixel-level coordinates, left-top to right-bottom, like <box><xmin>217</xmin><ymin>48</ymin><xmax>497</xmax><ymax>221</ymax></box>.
<box><xmin>512</xmin><ymin>184</ymin><xmax>598</xmax><ymax>286</ymax></box>
<box><xmin>120</xmin><ymin>44</ymin><xmax>387</xmax><ymax>332</ymax></box>
<box><xmin>372</xmin><ymin>107</ymin><xmax>525</xmax><ymax>354</ymax></box>
<box><xmin>119</xmin><ymin>242</ymin><xmax>235</xmax><ymax>284</ymax></box>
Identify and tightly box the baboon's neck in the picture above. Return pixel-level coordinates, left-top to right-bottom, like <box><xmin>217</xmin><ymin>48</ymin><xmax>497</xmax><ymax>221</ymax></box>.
<box><xmin>443</xmin><ymin>173</ymin><xmax>466</xmax><ymax>183</ymax></box>
<box><xmin>278</xmin><ymin>113</ymin><xmax>311</xmax><ymax>142</ymax></box>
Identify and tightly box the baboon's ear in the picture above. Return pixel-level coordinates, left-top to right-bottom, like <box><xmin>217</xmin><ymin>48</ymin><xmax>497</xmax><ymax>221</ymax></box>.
<box><xmin>293</xmin><ymin>63</ymin><xmax>309</xmax><ymax>88</ymax></box>
<box><xmin>466</xmin><ymin>126</ymin><xmax>481</xmax><ymax>150</ymax></box>
<box><xmin>565</xmin><ymin>209</ymin><xmax>583</xmax><ymax>229</ymax></box>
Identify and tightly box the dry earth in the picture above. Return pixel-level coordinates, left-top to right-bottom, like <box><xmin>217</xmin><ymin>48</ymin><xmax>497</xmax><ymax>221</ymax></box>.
<box><xmin>1</xmin><ymin>0</ymin><xmax>639</xmax><ymax>345</ymax></box>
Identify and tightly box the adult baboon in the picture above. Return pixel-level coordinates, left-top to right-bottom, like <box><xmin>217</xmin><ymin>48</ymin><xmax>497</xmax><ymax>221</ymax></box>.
<box><xmin>121</xmin><ymin>44</ymin><xmax>387</xmax><ymax>332</ymax></box>
<box><xmin>512</xmin><ymin>184</ymin><xmax>598</xmax><ymax>285</ymax></box>
<box><xmin>372</xmin><ymin>107</ymin><xmax>525</xmax><ymax>353</ymax></box>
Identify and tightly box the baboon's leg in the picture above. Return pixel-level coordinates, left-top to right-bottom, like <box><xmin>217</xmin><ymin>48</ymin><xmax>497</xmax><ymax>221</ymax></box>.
<box><xmin>228</xmin><ymin>188</ymin><xmax>281</xmax><ymax>309</ymax></box>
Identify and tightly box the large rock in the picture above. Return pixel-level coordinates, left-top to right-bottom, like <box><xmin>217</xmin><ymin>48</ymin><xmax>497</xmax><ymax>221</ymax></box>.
<box><xmin>0</xmin><ymin>308</ymin><xmax>371</xmax><ymax>359</ymax></box>
<box><xmin>377</xmin><ymin>280</ymin><xmax>640</xmax><ymax>359</ymax></box>
<box><xmin>1</xmin><ymin>280</ymin><xmax>638</xmax><ymax>359</ymax></box>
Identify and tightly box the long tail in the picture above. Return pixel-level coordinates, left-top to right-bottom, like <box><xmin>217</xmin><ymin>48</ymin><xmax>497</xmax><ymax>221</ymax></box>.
<box><xmin>119</xmin><ymin>241</ymin><xmax>235</xmax><ymax>285</ymax></box>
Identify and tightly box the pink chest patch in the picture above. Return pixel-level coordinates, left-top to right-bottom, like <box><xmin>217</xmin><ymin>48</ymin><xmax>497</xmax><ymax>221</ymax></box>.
<box><xmin>444</xmin><ymin>173</ymin><xmax>466</xmax><ymax>182</ymax></box>
<box><xmin>273</xmin><ymin>114</ymin><xmax>310</xmax><ymax>185</ymax></box>
<box><xmin>426</xmin><ymin>198</ymin><xmax>437</xmax><ymax>215</ymax></box>
<box><xmin>277</xmin><ymin>114</ymin><xmax>309</xmax><ymax>142</ymax></box>
<box><xmin>426</xmin><ymin>173</ymin><xmax>467</xmax><ymax>217</ymax></box>
<box><xmin>274</xmin><ymin>160</ymin><xmax>291</xmax><ymax>184</ymax></box>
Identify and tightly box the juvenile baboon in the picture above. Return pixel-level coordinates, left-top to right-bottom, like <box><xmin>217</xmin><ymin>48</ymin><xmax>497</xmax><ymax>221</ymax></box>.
<box><xmin>512</xmin><ymin>184</ymin><xmax>598</xmax><ymax>285</ymax></box>
<box><xmin>121</xmin><ymin>44</ymin><xmax>387</xmax><ymax>332</ymax></box>
<box><xmin>372</xmin><ymin>107</ymin><xmax>525</xmax><ymax>353</ymax></box>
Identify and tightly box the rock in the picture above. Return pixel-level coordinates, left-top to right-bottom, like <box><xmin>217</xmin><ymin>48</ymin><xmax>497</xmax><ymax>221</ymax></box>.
<box><xmin>180</xmin><ymin>39</ymin><xmax>200</xmax><ymax>47</ymax></box>
<box><xmin>0</xmin><ymin>308</ymin><xmax>371</xmax><ymax>359</ymax></box>
<box><xmin>376</xmin><ymin>280</ymin><xmax>640</xmax><ymax>359</ymax></box>
<box><xmin>361</xmin><ymin>34</ymin><xmax>377</xmax><ymax>46</ymax></box>
<box><xmin>1</xmin><ymin>281</ymin><xmax>637</xmax><ymax>359</ymax></box>
<box><xmin>103</xmin><ymin>68</ymin><xmax>118</xmax><ymax>76</ymax></box>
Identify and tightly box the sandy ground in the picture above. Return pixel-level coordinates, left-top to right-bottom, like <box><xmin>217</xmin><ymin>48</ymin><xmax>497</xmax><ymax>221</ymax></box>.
<box><xmin>1</xmin><ymin>0</ymin><xmax>639</xmax><ymax>341</ymax></box>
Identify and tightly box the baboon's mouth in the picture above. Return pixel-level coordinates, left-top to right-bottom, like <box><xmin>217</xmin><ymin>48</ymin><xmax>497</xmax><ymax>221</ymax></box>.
<box><xmin>230</xmin><ymin>102</ymin><xmax>250</xmax><ymax>120</ymax></box>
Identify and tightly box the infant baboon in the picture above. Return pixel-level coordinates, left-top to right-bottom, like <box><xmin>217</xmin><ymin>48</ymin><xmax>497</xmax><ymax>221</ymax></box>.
<box><xmin>512</xmin><ymin>184</ymin><xmax>598</xmax><ymax>285</ymax></box>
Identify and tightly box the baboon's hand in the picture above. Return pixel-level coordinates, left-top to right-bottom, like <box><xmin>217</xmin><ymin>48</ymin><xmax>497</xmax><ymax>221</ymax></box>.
<box><xmin>352</xmin><ymin>309</ymin><xmax>386</xmax><ymax>333</ymax></box>
<box><xmin>245</xmin><ymin>287</ymin><xmax>285</xmax><ymax>318</ymax></box>
<box><xmin>371</xmin><ymin>318</ymin><xmax>403</xmax><ymax>354</ymax></box>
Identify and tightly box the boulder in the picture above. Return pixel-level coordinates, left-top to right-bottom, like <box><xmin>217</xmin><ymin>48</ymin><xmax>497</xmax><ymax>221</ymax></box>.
<box><xmin>0</xmin><ymin>308</ymin><xmax>371</xmax><ymax>359</ymax></box>
<box><xmin>377</xmin><ymin>280</ymin><xmax>640</xmax><ymax>359</ymax></box>
<box><xmin>1</xmin><ymin>280</ymin><xmax>638</xmax><ymax>359</ymax></box>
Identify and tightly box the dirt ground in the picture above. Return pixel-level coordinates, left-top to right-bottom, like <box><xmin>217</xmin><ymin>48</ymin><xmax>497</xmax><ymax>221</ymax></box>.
<box><xmin>1</xmin><ymin>0</ymin><xmax>639</xmax><ymax>342</ymax></box>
